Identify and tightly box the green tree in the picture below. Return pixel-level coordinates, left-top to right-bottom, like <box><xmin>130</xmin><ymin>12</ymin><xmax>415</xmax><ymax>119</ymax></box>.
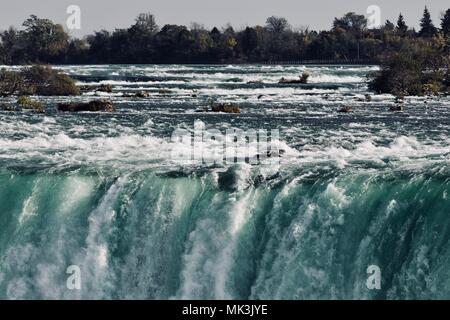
<box><xmin>240</xmin><ymin>27</ymin><xmax>258</xmax><ymax>56</ymax></box>
<box><xmin>86</xmin><ymin>30</ymin><xmax>112</xmax><ymax>63</ymax></box>
<box><xmin>333</xmin><ymin>12</ymin><xmax>367</xmax><ymax>33</ymax></box>
<box><xmin>369</xmin><ymin>53</ymin><xmax>422</xmax><ymax>95</ymax></box>
<box><xmin>419</xmin><ymin>6</ymin><xmax>437</xmax><ymax>37</ymax></box>
<box><xmin>0</xmin><ymin>27</ymin><xmax>25</xmax><ymax>64</ymax></box>
<box><xmin>441</xmin><ymin>9</ymin><xmax>450</xmax><ymax>37</ymax></box>
<box><xmin>384</xmin><ymin>20</ymin><xmax>395</xmax><ymax>32</ymax></box>
<box><xmin>22</xmin><ymin>15</ymin><xmax>68</xmax><ymax>62</ymax></box>
<box><xmin>396</xmin><ymin>13</ymin><xmax>408</xmax><ymax>36</ymax></box>
<box><xmin>66</xmin><ymin>39</ymin><xmax>88</xmax><ymax>63</ymax></box>
<box><xmin>154</xmin><ymin>25</ymin><xmax>194</xmax><ymax>63</ymax></box>
<box><xmin>133</xmin><ymin>13</ymin><xmax>159</xmax><ymax>35</ymax></box>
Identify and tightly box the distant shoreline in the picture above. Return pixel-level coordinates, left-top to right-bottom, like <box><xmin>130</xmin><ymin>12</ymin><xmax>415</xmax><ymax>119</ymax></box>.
<box><xmin>1</xmin><ymin>61</ymin><xmax>379</xmax><ymax>67</ymax></box>
<box><xmin>262</xmin><ymin>59</ymin><xmax>378</xmax><ymax>65</ymax></box>
<box><xmin>2</xmin><ymin>8</ymin><xmax>448</xmax><ymax>66</ymax></box>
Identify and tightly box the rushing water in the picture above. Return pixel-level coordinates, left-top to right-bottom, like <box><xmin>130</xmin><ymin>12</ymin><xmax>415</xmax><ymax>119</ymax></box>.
<box><xmin>0</xmin><ymin>64</ymin><xmax>450</xmax><ymax>299</ymax></box>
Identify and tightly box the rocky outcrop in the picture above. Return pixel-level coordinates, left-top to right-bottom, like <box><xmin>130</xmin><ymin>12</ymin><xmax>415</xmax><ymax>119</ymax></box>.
<box><xmin>279</xmin><ymin>72</ymin><xmax>310</xmax><ymax>84</ymax></box>
<box><xmin>58</xmin><ymin>100</ymin><xmax>114</xmax><ymax>112</ymax></box>
<box><xmin>17</xmin><ymin>96</ymin><xmax>44</xmax><ymax>112</ymax></box>
<box><xmin>0</xmin><ymin>97</ymin><xmax>43</xmax><ymax>113</ymax></box>
<box><xmin>0</xmin><ymin>65</ymin><xmax>80</xmax><ymax>97</ymax></box>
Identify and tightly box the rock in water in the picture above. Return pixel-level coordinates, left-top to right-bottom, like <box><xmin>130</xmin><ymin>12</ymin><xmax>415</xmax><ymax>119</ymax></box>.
<box><xmin>17</xmin><ymin>96</ymin><xmax>44</xmax><ymax>112</ymax></box>
<box><xmin>211</xmin><ymin>103</ymin><xmax>241</xmax><ymax>113</ymax></box>
<box><xmin>0</xmin><ymin>103</ymin><xmax>16</xmax><ymax>111</ymax></box>
<box><xmin>338</xmin><ymin>106</ymin><xmax>353</xmax><ymax>113</ymax></box>
<box><xmin>58</xmin><ymin>100</ymin><xmax>114</xmax><ymax>112</ymax></box>
<box><xmin>135</xmin><ymin>91</ymin><xmax>150</xmax><ymax>98</ymax></box>
<box><xmin>97</xmin><ymin>84</ymin><xmax>113</xmax><ymax>93</ymax></box>
<box><xmin>0</xmin><ymin>65</ymin><xmax>80</xmax><ymax>97</ymax></box>
<box><xmin>390</xmin><ymin>105</ymin><xmax>404</xmax><ymax>112</ymax></box>
<box><xmin>159</xmin><ymin>89</ymin><xmax>172</xmax><ymax>95</ymax></box>
<box><xmin>247</xmin><ymin>80</ymin><xmax>263</xmax><ymax>84</ymax></box>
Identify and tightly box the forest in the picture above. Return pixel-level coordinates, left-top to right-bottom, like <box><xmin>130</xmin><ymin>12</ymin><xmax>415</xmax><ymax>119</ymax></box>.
<box><xmin>0</xmin><ymin>7</ymin><xmax>449</xmax><ymax>65</ymax></box>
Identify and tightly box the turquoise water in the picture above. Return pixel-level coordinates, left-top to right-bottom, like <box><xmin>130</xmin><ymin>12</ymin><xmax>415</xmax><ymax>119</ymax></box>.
<box><xmin>0</xmin><ymin>65</ymin><xmax>450</xmax><ymax>299</ymax></box>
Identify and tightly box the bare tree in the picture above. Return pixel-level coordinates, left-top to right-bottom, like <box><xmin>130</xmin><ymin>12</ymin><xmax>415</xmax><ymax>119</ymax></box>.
<box><xmin>265</xmin><ymin>16</ymin><xmax>290</xmax><ymax>33</ymax></box>
<box><xmin>134</xmin><ymin>13</ymin><xmax>159</xmax><ymax>35</ymax></box>
<box><xmin>190</xmin><ymin>22</ymin><xmax>205</xmax><ymax>31</ymax></box>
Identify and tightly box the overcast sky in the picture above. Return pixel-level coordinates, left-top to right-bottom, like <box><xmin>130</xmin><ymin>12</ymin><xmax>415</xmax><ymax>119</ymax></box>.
<box><xmin>0</xmin><ymin>0</ymin><xmax>449</xmax><ymax>37</ymax></box>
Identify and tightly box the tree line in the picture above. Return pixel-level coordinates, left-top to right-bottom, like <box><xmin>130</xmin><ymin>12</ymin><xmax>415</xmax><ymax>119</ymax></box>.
<box><xmin>0</xmin><ymin>7</ymin><xmax>449</xmax><ymax>65</ymax></box>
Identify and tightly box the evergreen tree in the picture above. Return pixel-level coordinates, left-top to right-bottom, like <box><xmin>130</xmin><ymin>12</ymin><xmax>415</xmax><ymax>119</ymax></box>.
<box><xmin>441</xmin><ymin>8</ymin><xmax>450</xmax><ymax>36</ymax></box>
<box><xmin>396</xmin><ymin>13</ymin><xmax>408</xmax><ymax>36</ymax></box>
<box><xmin>419</xmin><ymin>6</ymin><xmax>437</xmax><ymax>37</ymax></box>
<box><xmin>384</xmin><ymin>20</ymin><xmax>395</xmax><ymax>32</ymax></box>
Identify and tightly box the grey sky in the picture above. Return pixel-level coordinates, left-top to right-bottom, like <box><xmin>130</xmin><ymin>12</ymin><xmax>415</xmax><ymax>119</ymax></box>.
<box><xmin>1</xmin><ymin>0</ymin><xmax>449</xmax><ymax>37</ymax></box>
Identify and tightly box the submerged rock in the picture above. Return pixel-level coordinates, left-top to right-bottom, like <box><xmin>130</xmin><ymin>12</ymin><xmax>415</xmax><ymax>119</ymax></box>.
<box><xmin>218</xmin><ymin>169</ymin><xmax>238</xmax><ymax>191</ymax></box>
<box><xmin>279</xmin><ymin>78</ymin><xmax>302</xmax><ymax>84</ymax></box>
<box><xmin>390</xmin><ymin>105</ymin><xmax>404</xmax><ymax>112</ymax></box>
<box><xmin>247</xmin><ymin>80</ymin><xmax>263</xmax><ymax>84</ymax></box>
<box><xmin>159</xmin><ymin>89</ymin><xmax>172</xmax><ymax>95</ymax></box>
<box><xmin>135</xmin><ymin>91</ymin><xmax>150</xmax><ymax>98</ymax></box>
<box><xmin>338</xmin><ymin>106</ymin><xmax>353</xmax><ymax>113</ymax></box>
<box><xmin>211</xmin><ymin>102</ymin><xmax>241</xmax><ymax>113</ymax></box>
<box><xmin>58</xmin><ymin>100</ymin><xmax>114</xmax><ymax>112</ymax></box>
<box><xmin>97</xmin><ymin>84</ymin><xmax>113</xmax><ymax>93</ymax></box>
<box><xmin>356</xmin><ymin>94</ymin><xmax>373</xmax><ymax>102</ymax></box>
<box><xmin>0</xmin><ymin>103</ymin><xmax>16</xmax><ymax>111</ymax></box>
